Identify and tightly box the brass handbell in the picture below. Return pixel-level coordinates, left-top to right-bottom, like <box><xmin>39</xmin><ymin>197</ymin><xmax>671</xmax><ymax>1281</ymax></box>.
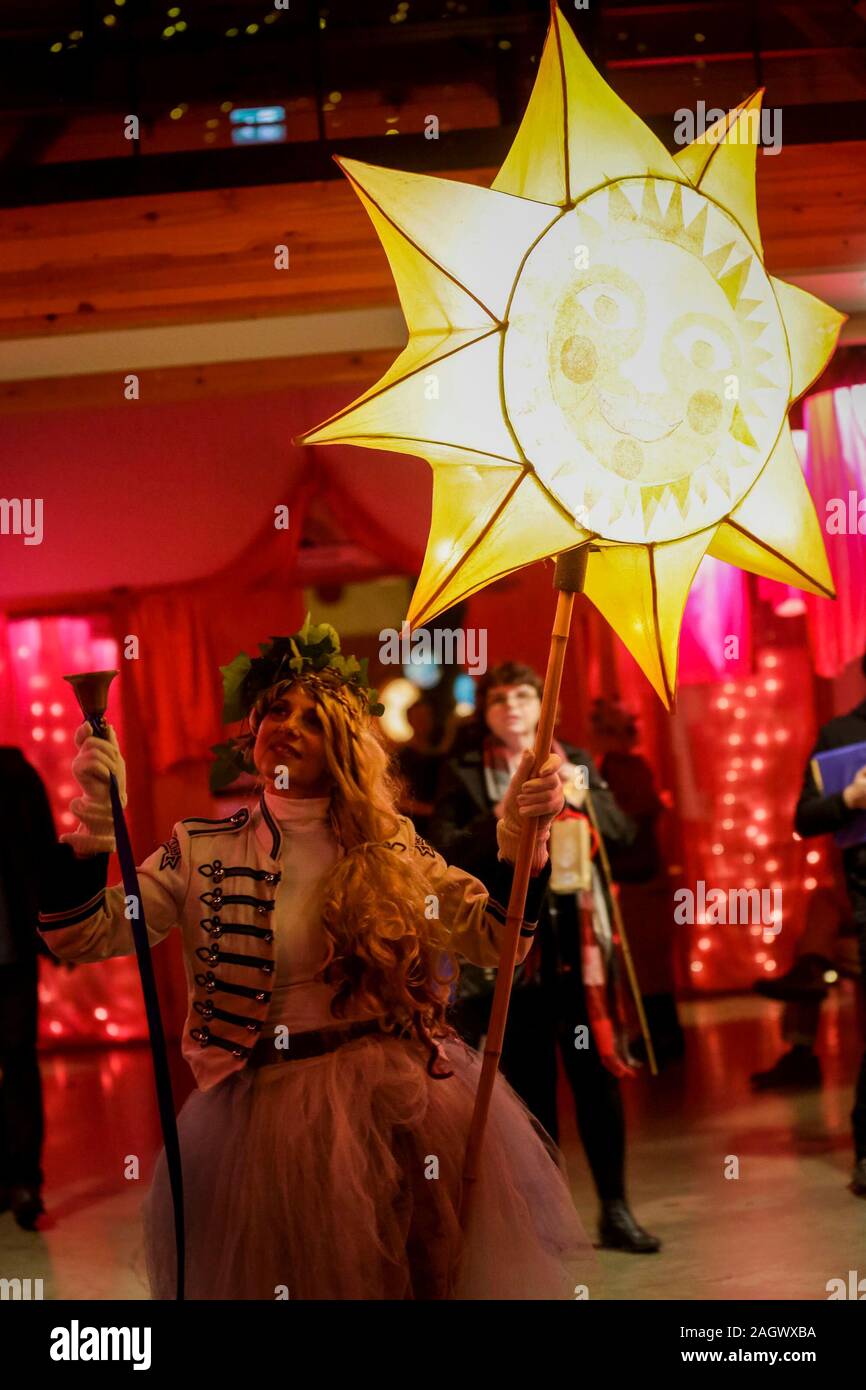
<box><xmin>63</xmin><ymin>669</ymin><xmax>119</xmax><ymax>735</ymax></box>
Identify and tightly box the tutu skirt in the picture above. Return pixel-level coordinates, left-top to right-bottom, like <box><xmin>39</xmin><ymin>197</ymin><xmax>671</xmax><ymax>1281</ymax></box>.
<box><xmin>142</xmin><ymin>1032</ymin><xmax>593</xmax><ymax>1300</ymax></box>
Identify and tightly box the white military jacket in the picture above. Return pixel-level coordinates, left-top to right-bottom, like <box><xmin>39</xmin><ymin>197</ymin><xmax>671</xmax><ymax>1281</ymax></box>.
<box><xmin>38</xmin><ymin>793</ymin><xmax>542</xmax><ymax>1092</ymax></box>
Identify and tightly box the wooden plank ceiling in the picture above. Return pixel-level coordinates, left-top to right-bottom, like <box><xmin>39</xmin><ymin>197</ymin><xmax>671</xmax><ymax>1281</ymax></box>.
<box><xmin>1</xmin><ymin>140</ymin><xmax>865</xmax><ymax>412</ymax></box>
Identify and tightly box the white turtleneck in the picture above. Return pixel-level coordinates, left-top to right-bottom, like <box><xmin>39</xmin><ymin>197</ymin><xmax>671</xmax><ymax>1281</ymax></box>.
<box><xmin>262</xmin><ymin>792</ymin><xmax>345</xmax><ymax>1033</ymax></box>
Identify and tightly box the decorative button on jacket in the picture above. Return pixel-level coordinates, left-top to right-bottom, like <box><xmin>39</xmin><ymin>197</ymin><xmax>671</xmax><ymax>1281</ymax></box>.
<box><xmin>37</xmin><ymin>793</ymin><xmax>545</xmax><ymax>1092</ymax></box>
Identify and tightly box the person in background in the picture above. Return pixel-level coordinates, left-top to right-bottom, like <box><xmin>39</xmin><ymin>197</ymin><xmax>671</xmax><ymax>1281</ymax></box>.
<box><xmin>431</xmin><ymin>661</ymin><xmax>662</xmax><ymax>1254</ymax></box>
<box><xmin>588</xmin><ymin>698</ymin><xmax>685</xmax><ymax>1067</ymax></box>
<box><xmin>790</xmin><ymin>659</ymin><xmax>866</xmax><ymax>1195</ymax></box>
<box><xmin>0</xmin><ymin>746</ymin><xmax>59</xmax><ymax>1229</ymax></box>
<box><xmin>750</xmin><ymin>879</ymin><xmax>859</xmax><ymax>1091</ymax></box>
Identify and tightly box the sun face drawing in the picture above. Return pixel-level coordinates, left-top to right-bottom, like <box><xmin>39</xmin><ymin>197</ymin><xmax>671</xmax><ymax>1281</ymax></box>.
<box><xmin>300</xmin><ymin>2</ymin><xmax>844</xmax><ymax>705</ymax></box>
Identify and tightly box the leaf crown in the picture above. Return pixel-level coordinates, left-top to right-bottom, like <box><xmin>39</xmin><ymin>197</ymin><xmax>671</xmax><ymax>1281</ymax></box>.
<box><xmin>209</xmin><ymin>614</ymin><xmax>384</xmax><ymax>792</ymax></box>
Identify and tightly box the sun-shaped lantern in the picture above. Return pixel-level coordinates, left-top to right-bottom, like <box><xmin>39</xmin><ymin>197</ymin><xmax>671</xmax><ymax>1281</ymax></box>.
<box><xmin>301</xmin><ymin>2</ymin><xmax>844</xmax><ymax>707</ymax></box>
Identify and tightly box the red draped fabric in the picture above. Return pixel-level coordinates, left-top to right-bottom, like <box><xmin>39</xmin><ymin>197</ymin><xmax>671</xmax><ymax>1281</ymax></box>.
<box><xmin>801</xmin><ymin>387</ymin><xmax>866</xmax><ymax>678</ymax></box>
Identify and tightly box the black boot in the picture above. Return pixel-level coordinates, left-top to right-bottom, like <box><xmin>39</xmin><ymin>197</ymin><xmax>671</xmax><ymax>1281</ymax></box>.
<box><xmin>752</xmin><ymin>954</ymin><xmax>834</xmax><ymax>1003</ymax></box>
<box><xmin>10</xmin><ymin>1185</ymin><xmax>44</xmax><ymax>1231</ymax></box>
<box><xmin>750</xmin><ymin>1046</ymin><xmax>821</xmax><ymax>1091</ymax></box>
<box><xmin>851</xmin><ymin>1159</ymin><xmax>866</xmax><ymax>1196</ymax></box>
<box><xmin>598</xmin><ymin>1200</ymin><xmax>661</xmax><ymax>1253</ymax></box>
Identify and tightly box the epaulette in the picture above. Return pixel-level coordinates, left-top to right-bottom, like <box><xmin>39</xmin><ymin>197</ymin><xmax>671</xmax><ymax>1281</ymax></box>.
<box><xmin>181</xmin><ymin>808</ymin><xmax>250</xmax><ymax>839</ymax></box>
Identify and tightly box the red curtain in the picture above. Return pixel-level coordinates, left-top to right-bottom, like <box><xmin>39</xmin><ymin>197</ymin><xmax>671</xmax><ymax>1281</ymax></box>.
<box><xmin>801</xmin><ymin>387</ymin><xmax>866</xmax><ymax>678</ymax></box>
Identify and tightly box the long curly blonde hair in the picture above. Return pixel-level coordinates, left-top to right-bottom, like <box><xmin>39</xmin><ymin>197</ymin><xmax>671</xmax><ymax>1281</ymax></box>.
<box><xmin>248</xmin><ymin>674</ymin><xmax>459</xmax><ymax>1073</ymax></box>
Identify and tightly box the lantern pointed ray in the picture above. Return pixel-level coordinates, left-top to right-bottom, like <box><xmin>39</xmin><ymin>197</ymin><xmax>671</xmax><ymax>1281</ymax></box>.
<box><xmin>707</xmin><ymin>423</ymin><xmax>835</xmax><ymax>598</ymax></box>
<box><xmin>409</xmin><ymin>468</ymin><xmax>590</xmax><ymax>628</ymax></box>
<box><xmin>771</xmin><ymin>279</ymin><xmax>847</xmax><ymax>401</ymax></box>
<box><xmin>302</xmin><ymin>331</ymin><xmax>523</xmax><ymax>464</ymax></box>
<box><xmin>673</xmin><ymin>95</ymin><xmax>756</xmax><ymax>186</ymax></box>
<box><xmin>335</xmin><ymin>158</ymin><xmax>557</xmax><ymax>325</ymax></box>
<box><xmin>583</xmin><ymin>531</ymin><xmax>715</xmax><ymax>707</ymax></box>
<box><xmin>691</xmin><ymin>89</ymin><xmax>765</xmax><ymax>257</ymax></box>
<box><xmin>492</xmin><ymin>1</ymin><xmax>681</xmax><ymax>204</ymax></box>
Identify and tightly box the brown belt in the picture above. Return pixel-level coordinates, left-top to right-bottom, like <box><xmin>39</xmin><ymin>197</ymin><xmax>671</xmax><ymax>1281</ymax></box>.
<box><xmin>248</xmin><ymin>1017</ymin><xmax>387</xmax><ymax>1068</ymax></box>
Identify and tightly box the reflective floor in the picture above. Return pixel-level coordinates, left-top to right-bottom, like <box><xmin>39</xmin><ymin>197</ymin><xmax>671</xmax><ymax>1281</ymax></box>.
<box><xmin>2</xmin><ymin>991</ymin><xmax>864</xmax><ymax>1301</ymax></box>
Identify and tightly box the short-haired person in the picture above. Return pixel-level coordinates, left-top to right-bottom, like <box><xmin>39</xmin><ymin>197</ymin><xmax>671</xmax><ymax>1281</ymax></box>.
<box><xmin>792</xmin><ymin>652</ymin><xmax>866</xmax><ymax>1194</ymax></box>
<box><xmin>35</xmin><ymin>621</ymin><xmax>592</xmax><ymax>1299</ymax></box>
<box><xmin>431</xmin><ymin>661</ymin><xmax>662</xmax><ymax>1254</ymax></box>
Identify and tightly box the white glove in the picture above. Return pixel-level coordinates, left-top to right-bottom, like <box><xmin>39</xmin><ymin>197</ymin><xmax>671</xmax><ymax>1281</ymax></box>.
<box><xmin>496</xmin><ymin>750</ymin><xmax>565</xmax><ymax>875</ymax></box>
<box><xmin>60</xmin><ymin>721</ymin><xmax>128</xmax><ymax>856</ymax></box>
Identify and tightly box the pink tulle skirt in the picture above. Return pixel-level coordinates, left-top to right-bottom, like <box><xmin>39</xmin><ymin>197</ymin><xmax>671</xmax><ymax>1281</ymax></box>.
<box><xmin>142</xmin><ymin>1032</ymin><xmax>594</xmax><ymax>1300</ymax></box>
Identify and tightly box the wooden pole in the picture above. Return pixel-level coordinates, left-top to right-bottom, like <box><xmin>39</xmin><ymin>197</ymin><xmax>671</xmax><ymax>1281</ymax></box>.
<box><xmin>458</xmin><ymin>545</ymin><xmax>589</xmax><ymax>1234</ymax></box>
<box><xmin>583</xmin><ymin>787</ymin><xmax>658</xmax><ymax>1077</ymax></box>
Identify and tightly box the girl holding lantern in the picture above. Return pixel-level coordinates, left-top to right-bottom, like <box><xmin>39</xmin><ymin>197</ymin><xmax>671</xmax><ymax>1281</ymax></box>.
<box><xmin>36</xmin><ymin>619</ymin><xmax>590</xmax><ymax>1300</ymax></box>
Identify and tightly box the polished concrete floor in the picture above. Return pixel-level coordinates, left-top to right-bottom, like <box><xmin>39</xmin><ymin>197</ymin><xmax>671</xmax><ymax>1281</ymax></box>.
<box><xmin>2</xmin><ymin>990</ymin><xmax>864</xmax><ymax>1300</ymax></box>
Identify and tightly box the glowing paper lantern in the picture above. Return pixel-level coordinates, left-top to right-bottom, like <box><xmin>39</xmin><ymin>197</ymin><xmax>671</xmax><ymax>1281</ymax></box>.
<box><xmin>301</xmin><ymin>4</ymin><xmax>843</xmax><ymax>706</ymax></box>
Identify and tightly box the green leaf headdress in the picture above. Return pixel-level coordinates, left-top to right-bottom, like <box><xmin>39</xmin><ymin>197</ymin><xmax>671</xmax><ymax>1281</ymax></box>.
<box><xmin>210</xmin><ymin>613</ymin><xmax>384</xmax><ymax>792</ymax></box>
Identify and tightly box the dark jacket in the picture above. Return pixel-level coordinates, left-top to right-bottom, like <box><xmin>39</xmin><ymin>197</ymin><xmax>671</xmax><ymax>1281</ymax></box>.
<box><xmin>430</xmin><ymin>739</ymin><xmax>637</xmax><ymax>996</ymax></box>
<box><xmin>0</xmin><ymin>747</ymin><xmax>58</xmax><ymax>964</ymax></box>
<box><xmin>795</xmin><ymin>699</ymin><xmax>866</xmax><ymax>927</ymax></box>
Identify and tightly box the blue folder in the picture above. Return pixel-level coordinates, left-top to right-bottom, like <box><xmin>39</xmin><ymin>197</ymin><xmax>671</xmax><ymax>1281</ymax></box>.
<box><xmin>811</xmin><ymin>741</ymin><xmax>866</xmax><ymax>848</ymax></box>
